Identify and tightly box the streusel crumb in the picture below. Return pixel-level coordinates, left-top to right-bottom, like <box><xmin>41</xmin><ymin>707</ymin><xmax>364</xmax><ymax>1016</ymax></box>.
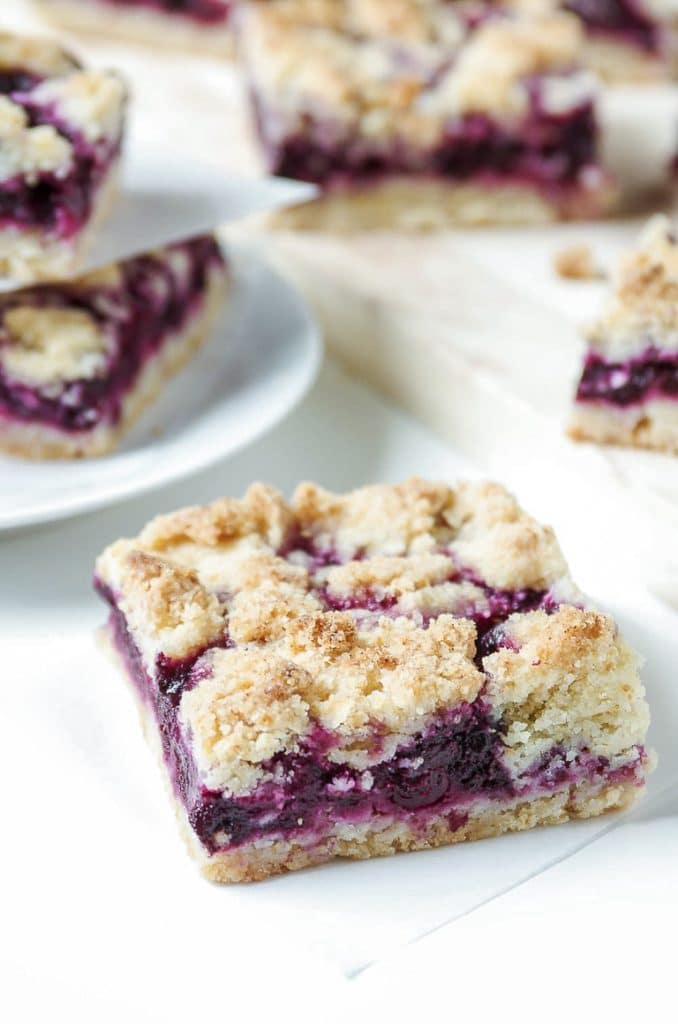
<box><xmin>588</xmin><ymin>215</ymin><xmax>678</xmax><ymax>356</ymax></box>
<box><xmin>1</xmin><ymin>306</ymin><xmax>107</xmax><ymax>385</ymax></box>
<box><xmin>554</xmin><ymin>244</ymin><xmax>603</xmax><ymax>280</ymax></box>
<box><xmin>96</xmin><ymin>477</ymin><xmax>617</xmax><ymax>795</ymax></box>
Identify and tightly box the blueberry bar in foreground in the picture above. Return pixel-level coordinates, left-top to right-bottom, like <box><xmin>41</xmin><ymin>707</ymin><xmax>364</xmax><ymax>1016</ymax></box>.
<box><xmin>95</xmin><ymin>479</ymin><xmax>652</xmax><ymax>882</ymax></box>
<box><xmin>35</xmin><ymin>0</ymin><xmax>235</xmax><ymax>56</ymax></box>
<box><xmin>241</xmin><ymin>2</ymin><xmax>617</xmax><ymax>230</ymax></box>
<box><xmin>0</xmin><ymin>235</ymin><xmax>227</xmax><ymax>459</ymax></box>
<box><xmin>0</xmin><ymin>32</ymin><xmax>126</xmax><ymax>282</ymax></box>
<box><xmin>569</xmin><ymin>216</ymin><xmax>678</xmax><ymax>454</ymax></box>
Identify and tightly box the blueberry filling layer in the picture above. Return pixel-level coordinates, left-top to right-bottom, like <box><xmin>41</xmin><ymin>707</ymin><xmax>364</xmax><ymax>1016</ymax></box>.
<box><xmin>97</xmin><ymin>573</ymin><xmax>647</xmax><ymax>857</ymax></box>
<box><xmin>80</xmin><ymin>0</ymin><xmax>232</xmax><ymax>25</ymax></box>
<box><xmin>253</xmin><ymin>89</ymin><xmax>600</xmax><ymax>196</ymax></box>
<box><xmin>564</xmin><ymin>0</ymin><xmax>659</xmax><ymax>53</ymax></box>
<box><xmin>0</xmin><ymin>235</ymin><xmax>224</xmax><ymax>433</ymax></box>
<box><xmin>576</xmin><ymin>348</ymin><xmax>678</xmax><ymax>406</ymax></box>
<box><xmin>0</xmin><ymin>76</ymin><xmax>122</xmax><ymax>240</ymax></box>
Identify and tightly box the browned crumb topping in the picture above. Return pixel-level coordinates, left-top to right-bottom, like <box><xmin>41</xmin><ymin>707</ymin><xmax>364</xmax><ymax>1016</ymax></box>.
<box><xmin>554</xmin><ymin>244</ymin><xmax>603</xmax><ymax>281</ymax></box>
<box><xmin>241</xmin><ymin>5</ymin><xmax>590</xmax><ymax>136</ymax></box>
<box><xmin>95</xmin><ymin>478</ymin><xmax>653</xmax><ymax>795</ymax></box>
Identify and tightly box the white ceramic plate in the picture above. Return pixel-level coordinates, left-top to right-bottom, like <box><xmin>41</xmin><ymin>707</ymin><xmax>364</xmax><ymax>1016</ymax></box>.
<box><xmin>0</xmin><ymin>247</ymin><xmax>322</xmax><ymax>531</ymax></box>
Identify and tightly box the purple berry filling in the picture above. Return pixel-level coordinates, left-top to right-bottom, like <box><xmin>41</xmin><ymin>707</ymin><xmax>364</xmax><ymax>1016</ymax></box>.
<box><xmin>0</xmin><ymin>235</ymin><xmax>224</xmax><ymax>433</ymax></box>
<box><xmin>252</xmin><ymin>81</ymin><xmax>600</xmax><ymax>198</ymax></box>
<box><xmin>96</xmin><ymin>554</ymin><xmax>647</xmax><ymax>857</ymax></box>
<box><xmin>82</xmin><ymin>0</ymin><xmax>232</xmax><ymax>25</ymax></box>
<box><xmin>564</xmin><ymin>0</ymin><xmax>659</xmax><ymax>54</ymax></box>
<box><xmin>0</xmin><ymin>70</ymin><xmax>47</xmax><ymax>94</ymax></box>
<box><xmin>0</xmin><ymin>75</ymin><xmax>122</xmax><ymax>242</ymax></box>
<box><xmin>576</xmin><ymin>348</ymin><xmax>678</xmax><ymax>406</ymax></box>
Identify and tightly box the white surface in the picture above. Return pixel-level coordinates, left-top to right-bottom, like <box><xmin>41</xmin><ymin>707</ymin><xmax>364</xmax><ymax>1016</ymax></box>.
<box><xmin>0</xmin><ymin>247</ymin><xmax>321</xmax><ymax>529</ymax></box>
<box><xmin>1</xmin><ymin>365</ymin><xmax>676</xmax><ymax>1021</ymax></box>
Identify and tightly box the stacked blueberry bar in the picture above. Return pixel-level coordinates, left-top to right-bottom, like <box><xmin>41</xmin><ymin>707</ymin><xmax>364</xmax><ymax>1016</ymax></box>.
<box><xmin>0</xmin><ymin>236</ymin><xmax>227</xmax><ymax>458</ymax></box>
<box><xmin>95</xmin><ymin>478</ymin><xmax>652</xmax><ymax>882</ymax></box>
<box><xmin>570</xmin><ymin>216</ymin><xmax>678</xmax><ymax>454</ymax></box>
<box><xmin>36</xmin><ymin>0</ymin><xmax>235</xmax><ymax>55</ymax></box>
<box><xmin>241</xmin><ymin>1</ymin><xmax>616</xmax><ymax>230</ymax></box>
<box><xmin>559</xmin><ymin>0</ymin><xmax>678</xmax><ymax>82</ymax></box>
<box><xmin>0</xmin><ymin>33</ymin><xmax>126</xmax><ymax>282</ymax></box>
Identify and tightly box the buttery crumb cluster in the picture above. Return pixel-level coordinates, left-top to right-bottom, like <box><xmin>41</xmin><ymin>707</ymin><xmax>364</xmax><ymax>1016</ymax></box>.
<box><xmin>97</xmin><ymin>479</ymin><xmax>647</xmax><ymax>797</ymax></box>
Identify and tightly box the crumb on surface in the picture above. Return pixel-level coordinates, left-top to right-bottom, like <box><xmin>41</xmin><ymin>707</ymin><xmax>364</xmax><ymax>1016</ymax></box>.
<box><xmin>554</xmin><ymin>244</ymin><xmax>603</xmax><ymax>280</ymax></box>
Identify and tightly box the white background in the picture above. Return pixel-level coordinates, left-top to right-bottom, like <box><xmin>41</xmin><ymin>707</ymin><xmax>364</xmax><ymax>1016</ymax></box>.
<box><xmin>2</xmin><ymin>2</ymin><xmax>678</xmax><ymax>1019</ymax></box>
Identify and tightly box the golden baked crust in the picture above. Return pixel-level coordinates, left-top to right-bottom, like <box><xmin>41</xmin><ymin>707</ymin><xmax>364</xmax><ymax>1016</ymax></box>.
<box><xmin>96</xmin><ymin>479</ymin><xmax>650</xmax><ymax>801</ymax></box>
<box><xmin>568</xmin><ymin>398</ymin><xmax>678</xmax><ymax>454</ymax></box>
<box><xmin>198</xmin><ymin>780</ymin><xmax>642</xmax><ymax>882</ymax></box>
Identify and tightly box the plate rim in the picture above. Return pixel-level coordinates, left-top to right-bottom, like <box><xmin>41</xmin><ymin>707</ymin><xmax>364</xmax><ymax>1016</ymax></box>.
<box><xmin>0</xmin><ymin>246</ymin><xmax>322</xmax><ymax>532</ymax></box>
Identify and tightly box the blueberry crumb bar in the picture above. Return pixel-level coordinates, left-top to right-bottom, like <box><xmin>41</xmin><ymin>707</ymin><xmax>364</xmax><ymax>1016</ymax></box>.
<box><xmin>95</xmin><ymin>479</ymin><xmax>652</xmax><ymax>882</ymax></box>
<box><xmin>35</xmin><ymin>0</ymin><xmax>235</xmax><ymax>56</ymax></box>
<box><xmin>241</xmin><ymin>1</ymin><xmax>617</xmax><ymax>230</ymax></box>
<box><xmin>0</xmin><ymin>32</ymin><xmax>126</xmax><ymax>282</ymax></box>
<box><xmin>0</xmin><ymin>235</ymin><xmax>227</xmax><ymax>459</ymax></box>
<box><xmin>569</xmin><ymin>215</ymin><xmax>678</xmax><ymax>454</ymax></box>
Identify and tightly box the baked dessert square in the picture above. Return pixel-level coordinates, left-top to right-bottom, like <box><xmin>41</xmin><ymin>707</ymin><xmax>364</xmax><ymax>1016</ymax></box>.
<box><xmin>569</xmin><ymin>215</ymin><xmax>678</xmax><ymax>454</ymax></box>
<box><xmin>35</xmin><ymin>0</ymin><xmax>235</xmax><ymax>57</ymax></box>
<box><xmin>242</xmin><ymin>2</ymin><xmax>617</xmax><ymax>230</ymax></box>
<box><xmin>95</xmin><ymin>478</ymin><xmax>652</xmax><ymax>883</ymax></box>
<box><xmin>559</xmin><ymin>0</ymin><xmax>678</xmax><ymax>82</ymax></box>
<box><xmin>0</xmin><ymin>235</ymin><xmax>227</xmax><ymax>459</ymax></box>
<box><xmin>0</xmin><ymin>33</ymin><xmax>127</xmax><ymax>282</ymax></box>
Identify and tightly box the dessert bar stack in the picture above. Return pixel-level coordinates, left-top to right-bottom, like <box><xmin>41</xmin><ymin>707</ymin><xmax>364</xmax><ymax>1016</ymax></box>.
<box><xmin>0</xmin><ymin>30</ymin><xmax>229</xmax><ymax>460</ymax></box>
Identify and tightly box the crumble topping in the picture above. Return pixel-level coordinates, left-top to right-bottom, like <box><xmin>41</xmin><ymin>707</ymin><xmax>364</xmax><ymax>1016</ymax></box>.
<box><xmin>137</xmin><ymin>483</ymin><xmax>294</xmax><ymax>552</ymax></box>
<box><xmin>244</xmin><ymin>6</ymin><xmax>590</xmax><ymax>137</ymax></box>
<box><xmin>487</xmin><ymin>605</ymin><xmax>648</xmax><ymax>770</ymax></box>
<box><xmin>181</xmin><ymin>613</ymin><xmax>485</xmax><ymax>792</ymax></box>
<box><xmin>31</xmin><ymin>70</ymin><xmax>127</xmax><ymax>143</ymax></box>
<box><xmin>588</xmin><ymin>215</ymin><xmax>678</xmax><ymax>358</ymax></box>
<box><xmin>251</xmin><ymin>0</ymin><xmax>465</xmax><ymax>43</ymax></box>
<box><xmin>0</xmin><ymin>96</ymin><xmax>72</xmax><ymax>181</ymax></box>
<box><xmin>103</xmin><ymin>545</ymin><xmax>227</xmax><ymax>661</ymax></box>
<box><xmin>97</xmin><ymin>478</ymin><xmax>613</xmax><ymax>795</ymax></box>
<box><xmin>1</xmin><ymin>305</ymin><xmax>108</xmax><ymax>385</ymax></box>
<box><xmin>0</xmin><ymin>31</ymin><xmax>80</xmax><ymax>77</ymax></box>
<box><xmin>428</xmin><ymin>14</ymin><xmax>584</xmax><ymax>118</ymax></box>
<box><xmin>180</xmin><ymin>648</ymin><xmax>314</xmax><ymax>794</ymax></box>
